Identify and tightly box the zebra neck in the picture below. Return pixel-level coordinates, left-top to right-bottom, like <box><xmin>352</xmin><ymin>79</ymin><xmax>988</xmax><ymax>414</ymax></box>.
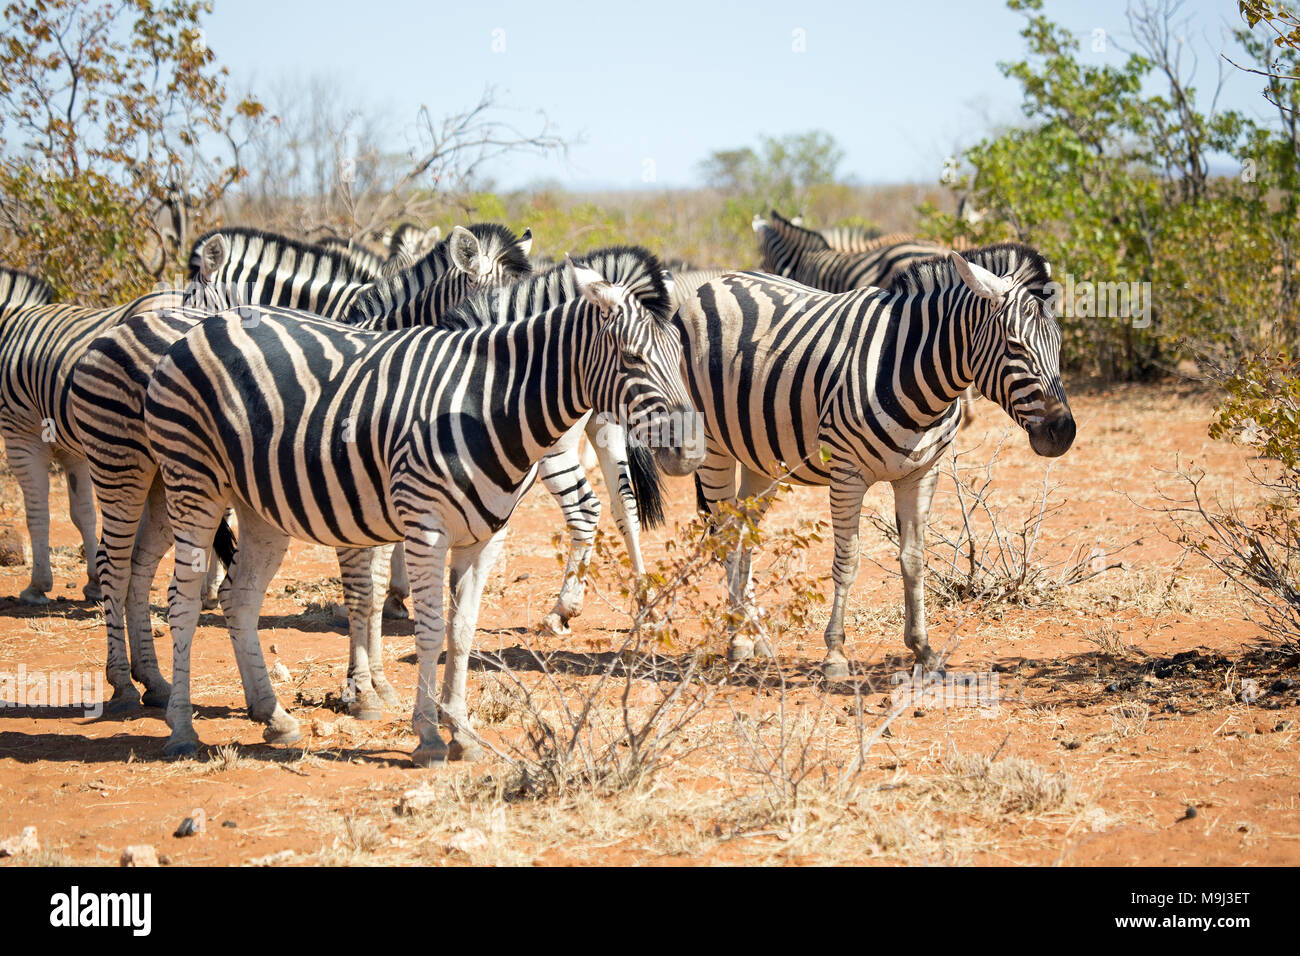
<box><xmin>474</xmin><ymin>307</ymin><xmax>598</xmax><ymax>462</ymax></box>
<box><xmin>875</xmin><ymin>287</ymin><xmax>978</xmax><ymax>425</ymax></box>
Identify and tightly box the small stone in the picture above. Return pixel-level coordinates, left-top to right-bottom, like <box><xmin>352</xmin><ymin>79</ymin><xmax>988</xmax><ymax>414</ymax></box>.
<box><xmin>120</xmin><ymin>844</ymin><xmax>159</xmax><ymax>867</ymax></box>
<box><xmin>1177</xmin><ymin>806</ymin><xmax>1198</xmax><ymax>822</ymax></box>
<box><xmin>445</xmin><ymin>827</ymin><xmax>487</xmax><ymax>855</ymax></box>
<box><xmin>270</xmin><ymin>662</ymin><xmax>291</xmax><ymax>682</ymax></box>
<box><xmin>174</xmin><ymin>816</ymin><xmax>203</xmax><ymax>838</ymax></box>
<box><xmin>1275</xmin><ymin>720</ymin><xmax>1293</xmax><ymax>733</ymax></box>
<box><xmin>912</xmin><ymin>708</ymin><xmax>926</xmax><ymax>718</ymax></box>
<box><xmin>1106</xmin><ymin>682</ymin><xmax>1120</xmax><ymax>693</ymax></box>
<box><xmin>0</xmin><ymin>529</ymin><xmax>30</xmax><ymax>567</ymax></box>
<box><xmin>246</xmin><ymin>849</ymin><xmax>295</xmax><ymax>866</ymax></box>
<box><xmin>1270</xmin><ymin>678</ymin><xmax>1295</xmax><ymax>695</ymax></box>
<box><xmin>221</xmin><ymin>820</ymin><xmax>238</xmax><ymax>829</ymax></box>
<box><xmin>269</xmin><ymin>643</ymin><xmax>280</xmax><ymax>656</ymax></box>
<box><xmin>398</xmin><ymin>786</ymin><xmax>439</xmax><ymax>815</ymax></box>
<box><xmin>0</xmin><ymin>826</ymin><xmax>39</xmax><ymax>858</ymax></box>
<box><xmin>1061</xmin><ymin>737</ymin><xmax>1082</xmax><ymax>750</ymax></box>
<box><xmin>311</xmin><ymin>718</ymin><xmax>337</xmax><ymax>738</ymax></box>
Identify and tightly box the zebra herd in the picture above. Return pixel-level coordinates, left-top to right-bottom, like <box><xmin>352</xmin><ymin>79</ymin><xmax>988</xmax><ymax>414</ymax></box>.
<box><xmin>0</xmin><ymin>210</ymin><xmax>1075</xmax><ymax>765</ymax></box>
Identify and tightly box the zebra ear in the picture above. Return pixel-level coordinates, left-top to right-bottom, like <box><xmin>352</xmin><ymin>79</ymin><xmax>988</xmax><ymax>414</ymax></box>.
<box><xmin>448</xmin><ymin>226</ymin><xmax>481</xmax><ymax>274</ymax></box>
<box><xmin>424</xmin><ymin>225</ymin><xmax>442</xmax><ymax>250</ymax></box>
<box><xmin>568</xmin><ymin>255</ymin><xmax>620</xmax><ymax>315</ymax></box>
<box><xmin>751</xmin><ymin>213</ymin><xmax>768</xmax><ymax>233</ymax></box>
<box><xmin>196</xmin><ymin>234</ymin><xmax>229</xmax><ymax>283</ymax></box>
<box><xmin>949</xmin><ymin>250</ymin><xmax>1013</xmax><ymax>300</ymax></box>
<box><xmin>661</xmin><ymin>271</ymin><xmax>676</xmax><ymax>303</ymax></box>
<box><xmin>790</xmin><ymin>215</ymin><xmax>804</xmax><ymax>226</ymax></box>
<box><xmin>517</xmin><ymin>228</ymin><xmax>533</xmax><ymax>257</ymax></box>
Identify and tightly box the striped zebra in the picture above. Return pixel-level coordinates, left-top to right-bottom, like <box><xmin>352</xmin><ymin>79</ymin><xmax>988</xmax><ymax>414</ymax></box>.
<box><xmin>69</xmin><ymin>223</ymin><xmax>531</xmax><ymax>715</ymax></box>
<box><xmin>380</xmin><ymin>223</ymin><xmax>442</xmax><ymax>276</ymax></box>
<box><xmin>668</xmin><ymin>268</ymin><xmax>728</xmax><ymax>313</ymax></box>
<box><xmin>141</xmin><ymin>254</ymin><xmax>703</xmax><ymax>763</ymax></box>
<box><xmin>677</xmin><ymin>243</ymin><xmax>1075</xmax><ymax>677</ymax></box>
<box><xmin>435</xmin><ymin>246</ymin><xmax>681</xmax><ymax>634</ymax></box>
<box><xmin>316</xmin><ymin>235</ymin><xmax>386</xmax><ymax>279</ymax></box>
<box><xmin>0</xmin><ymin>267</ymin><xmax>191</xmax><ymax>606</ymax></box>
<box><xmin>753</xmin><ymin>209</ymin><xmax>946</xmax><ymax>292</ymax></box>
<box><xmin>755</xmin><ymin>212</ymin><xmax>982</xmax><ymax>427</ymax></box>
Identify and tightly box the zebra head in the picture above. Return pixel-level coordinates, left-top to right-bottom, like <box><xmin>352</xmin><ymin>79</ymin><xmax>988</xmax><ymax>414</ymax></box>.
<box><xmin>443</xmin><ymin>224</ymin><xmax>534</xmax><ymax>297</ymax></box>
<box><xmin>755</xmin><ymin>209</ymin><xmax>830</xmax><ymax>276</ymax></box>
<box><xmin>947</xmin><ymin>245</ymin><xmax>1076</xmax><ymax>458</ymax></box>
<box><xmin>569</xmin><ymin>255</ymin><xmax>704</xmax><ymax>477</ymax></box>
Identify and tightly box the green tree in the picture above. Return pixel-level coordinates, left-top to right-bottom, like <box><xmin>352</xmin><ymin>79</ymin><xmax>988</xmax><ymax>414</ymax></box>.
<box><xmin>0</xmin><ymin>0</ymin><xmax>264</xmax><ymax>304</ymax></box>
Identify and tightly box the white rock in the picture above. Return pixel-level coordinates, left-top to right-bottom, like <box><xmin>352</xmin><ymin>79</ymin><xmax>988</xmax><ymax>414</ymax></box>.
<box><xmin>445</xmin><ymin>827</ymin><xmax>487</xmax><ymax>855</ymax></box>
<box><xmin>246</xmin><ymin>849</ymin><xmax>296</xmax><ymax>867</ymax></box>
<box><xmin>0</xmin><ymin>826</ymin><xmax>38</xmax><ymax>858</ymax></box>
<box><xmin>270</xmin><ymin>662</ymin><xmax>291</xmax><ymax>682</ymax></box>
<box><xmin>311</xmin><ymin>718</ymin><xmax>337</xmax><ymax>738</ymax></box>
<box><xmin>398</xmin><ymin>786</ymin><xmax>439</xmax><ymax>815</ymax></box>
<box><xmin>120</xmin><ymin>844</ymin><xmax>159</xmax><ymax>867</ymax></box>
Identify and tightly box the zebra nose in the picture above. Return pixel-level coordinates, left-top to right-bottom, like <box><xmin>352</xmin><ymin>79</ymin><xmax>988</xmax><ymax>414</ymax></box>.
<box><xmin>1028</xmin><ymin>409</ymin><xmax>1076</xmax><ymax>457</ymax></box>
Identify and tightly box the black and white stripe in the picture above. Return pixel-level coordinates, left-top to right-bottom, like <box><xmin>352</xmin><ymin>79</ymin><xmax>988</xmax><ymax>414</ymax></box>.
<box><xmin>68</xmin><ymin>223</ymin><xmax>532</xmax><ymax>714</ymax></box>
<box><xmin>754</xmin><ymin>210</ymin><xmax>945</xmax><ymax>291</ymax></box>
<box><xmin>677</xmin><ymin>243</ymin><xmax>1075</xmax><ymax>676</ymax></box>
<box><xmin>142</xmin><ymin>253</ymin><xmax>702</xmax><ymax>763</ymax></box>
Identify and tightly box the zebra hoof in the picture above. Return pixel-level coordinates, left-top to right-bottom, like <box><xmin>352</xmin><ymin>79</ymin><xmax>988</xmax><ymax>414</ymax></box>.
<box><xmin>348</xmin><ymin>694</ymin><xmax>384</xmax><ymax>722</ymax></box>
<box><xmin>411</xmin><ymin>743</ymin><xmax>449</xmax><ymax>768</ymax></box>
<box><xmin>382</xmin><ymin>594</ymin><xmax>410</xmax><ymax>621</ymax></box>
<box><xmin>18</xmin><ymin>586</ymin><xmax>50</xmax><ymax>606</ymax></box>
<box><xmin>535</xmin><ymin>612</ymin><xmax>571</xmax><ymax>637</ymax></box>
<box><xmin>103</xmin><ymin>685</ymin><xmax>142</xmax><ymax>715</ymax></box>
<box><xmin>822</xmin><ymin>656</ymin><xmax>850</xmax><ymax>681</ymax></box>
<box><xmin>82</xmin><ymin>581</ymin><xmax>103</xmax><ymax>602</ymax></box>
<box><xmin>263</xmin><ymin>722</ymin><xmax>302</xmax><ymax>747</ymax></box>
<box><xmin>163</xmin><ymin>734</ymin><xmax>200</xmax><ymax>759</ymax></box>
<box><xmin>373</xmin><ymin>678</ymin><xmax>404</xmax><ymax>710</ymax></box>
<box><xmin>448</xmin><ymin>738</ymin><xmax>482</xmax><ymax>762</ymax></box>
<box><xmin>140</xmin><ymin>683</ymin><xmax>171</xmax><ymax>709</ymax></box>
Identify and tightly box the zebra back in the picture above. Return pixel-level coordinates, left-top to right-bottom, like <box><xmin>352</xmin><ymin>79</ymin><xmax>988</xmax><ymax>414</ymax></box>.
<box><xmin>757</xmin><ymin>210</ymin><xmax>946</xmax><ymax>292</ymax></box>
<box><xmin>442</xmin><ymin>245</ymin><xmax>672</xmax><ymax>330</ymax></box>
<box><xmin>317</xmin><ymin>235</ymin><xmax>387</xmax><ymax>279</ymax></box>
<box><xmin>346</xmin><ymin>223</ymin><xmax>534</xmax><ymax>330</ymax></box>
<box><xmin>0</xmin><ymin>268</ymin><xmax>56</xmax><ymax>319</ymax></box>
<box><xmin>188</xmin><ymin>227</ymin><xmax>379</xmax><ymax>320</ymax></box>
<box><xmin>668</xmin><ymin>268</ymin><xmax>729</xmax><ymax>313</ymax></box>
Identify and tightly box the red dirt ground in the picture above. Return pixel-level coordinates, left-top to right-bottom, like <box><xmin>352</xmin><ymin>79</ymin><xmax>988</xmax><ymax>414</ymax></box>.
<box><xmin>0</xmin><ymin>381</ymin><xmax>1296</xmax><ymax>866</ymax></box>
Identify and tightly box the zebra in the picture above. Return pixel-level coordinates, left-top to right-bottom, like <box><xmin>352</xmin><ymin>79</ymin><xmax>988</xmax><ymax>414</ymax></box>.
<box><xmin>753</xmin><ymin>209</ymin><xmax>947</xmax><ymax>292</ymax></box>
<box><xmin>676</xmin><ymin>243</ymin><xmax>1075</xmax><ymax>677</ymax></box>
<box><xmin>755</xmin><ymin>211</ymin><xmax>983</xmax><ymax>427</ymax></box>
<box><xmin>140</xmin><ymin>253</ymin><xmax>703</xmax><ymax>763</ymax></box>
<box><xmin>668</xmin><ymin>269</ymin><xmax>728</xmax><ymax>313</ymax></box>
<box><xmin>432</xmin><ymin>246</ymin><xmax>681</xmax><ymax>635</ymax></box>
<box><xmin>380</xmin><ymin>223</ymin><xmax>442</xmax><ymax>276</ymax></box>
<box><xmin>68</xmin><ymin>223</ymin><xmax>531</xmax><ymax>715</ymax></box>
<box><xmin>0</xmin><ymin>266</ymin><xmax>192</xmax><ymax>606</ymax></box>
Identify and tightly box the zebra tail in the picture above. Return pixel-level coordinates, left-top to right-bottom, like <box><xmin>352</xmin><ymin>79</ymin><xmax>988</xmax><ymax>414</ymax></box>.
<box><xmin>694</xmin><ymin>474</ymin><xmax>707</xmax><ymax>514</ymax></box>
<box><xmin>213</xmin><ymin>518</ymin><xmax>237</xmax><ymax>569</ymax></box>
<box><xmin>627</xmin><ymin>440</ymin><xmax>666</xmax><ymax>530</ymax></box>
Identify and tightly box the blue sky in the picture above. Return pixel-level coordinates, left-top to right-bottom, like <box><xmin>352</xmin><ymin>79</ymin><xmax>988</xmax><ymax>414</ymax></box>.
<box><xmin>204</xmin><ymin>0</ymin><xmax>1275</xmax><ymax>190</ymax></box>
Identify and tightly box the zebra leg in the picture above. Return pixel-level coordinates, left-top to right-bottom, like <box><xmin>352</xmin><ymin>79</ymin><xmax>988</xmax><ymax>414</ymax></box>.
<box><xmin>442</xmin><ymin>528</ymin><xmax>507</xmax><ymax>762</ymax></box>
<box><xmin>55</xmin><ymin>451</ymin><xmax>102</xmax><ymax>601</ymax></box>
<box><xmin>406</xmin><ymin>524</ymin><xmax>451</xmax><ymax>767</ymax></box>
<box><xmin>161</xmin><ymin>504</ymin><xmax>226</xmax><ymax>758</ymax></box>
<box><xmin>587</xmin><ymin>418</ymin><xmax>644</xmax><ymax>576</ymax></box>
<box><xmin>96</xmin><ymin>474</ymin><xmax>153</xmax><ymax>713</ymax></box>
<box><xmin>893</xmin><ymin>464</ymin><xmax>941</xmax><ymax>671</ymax></box>
<box><xmin>224</xmin><ymin>505</ymin><xmax>299</xmax><ymax>744</ymax></box>
<box><xmin>726</xmin><ymin>466</ymin><xmax>776</xmax><ymax>662</ymax></box>
<box><xmin>7</xmin><ymin>434</ymin><xmax>54</xmax><ymax>604</ymax></box>
<box><xmin>123</xmin><ymin>481</ymin><xmax>175</xmax><ymax>708</ymax></box>
<box><xmin>200</xmin><ymin>507</ymin><xmax>233</xmax><ymax>610</ymax></box>
<box><xmin>383</xmin><ymin>543</ymin><xmax>410</xmax><ymax>621</ymax></box>
<box><xmin>336</xmin><ymin>544</ymin><xmax>398</xmax><ymax>719</ymax></box>
<box><xmin>536</xmin><ymin>434</ymin><xmax>600</xmax><ymax>636</ymax></box>
<box><xmin>822</xmin><ymin>471</ymin><xmax>869</xmax><ymax>680</ymax></box>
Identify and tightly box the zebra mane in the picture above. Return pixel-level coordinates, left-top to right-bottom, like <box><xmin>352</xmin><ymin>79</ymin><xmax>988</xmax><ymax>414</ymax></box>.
<box><xmin>349</xmin><ymin>222</ymin><xmax>531</xmax><ymax>322</ymax></box>
<box><xmin>763</xmin><ymin>209</ymin><xmax>831</xmax><ymax>250</ymax></box>
<box><xmin>0</xmin><ymin>266</ymin><xmax>55</xmax><ymax>315</ymax></box>
<box><xmin>889</xmin><ymin>242</ymin><xmax>1052</xmax><ymax>298</ymax></box>
<box><xmin>189</xmin><ymin>226</ymin><xmax>379</xmax><ymax>287</ymax></box>
<box><xmin>441</xmin><ymin>244</ymin><xmax>672</xmax><ymax>330</ymax></box>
